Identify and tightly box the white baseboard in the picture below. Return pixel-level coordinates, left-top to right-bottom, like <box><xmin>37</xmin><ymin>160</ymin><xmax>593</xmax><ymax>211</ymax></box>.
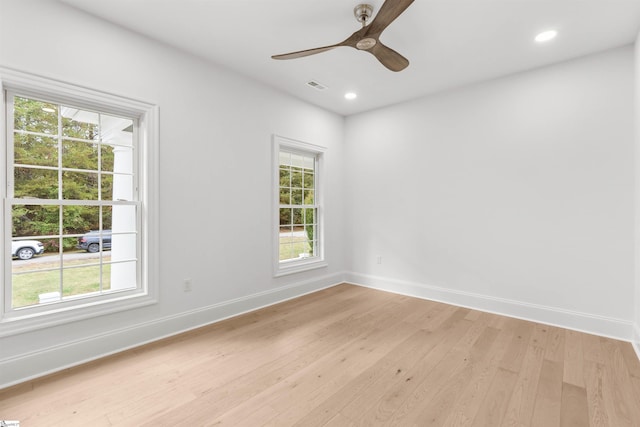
<box><xmin>633</xmin><ymin>323</ymin><xmax>640</xmax><ymax>362</ymax></box>
<box><xmin>346</xmin><ymin>272</ymin><xmax>634</xmax><ymax>342</ymax></box>
<box><xmin>0</xmin><ymin>272</ymin><xmax>345</xmax><ymax>390</ymax></box>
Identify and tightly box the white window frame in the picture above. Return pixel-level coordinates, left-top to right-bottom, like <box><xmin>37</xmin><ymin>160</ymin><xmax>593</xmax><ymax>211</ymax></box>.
<box><xmin>0</xmin><ymin>67</ymin><xmax>159</xmax><ymax>336</ymax></box>
<box><xmin>273</xmin><ymin>135</ymin><xmax>327</xmax><ymax>277</ymax></box>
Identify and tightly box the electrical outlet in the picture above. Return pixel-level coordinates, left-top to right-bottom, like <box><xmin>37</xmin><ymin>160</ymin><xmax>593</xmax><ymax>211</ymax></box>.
<box><xmin>183</xmin><ymin>278</ymin><xmax>192</xmax><ymax>292</ymax></box>
<box><xmin>376</xmin><ymin>256</ymin><xmax>382</xmax><ymax>265</ymax></box>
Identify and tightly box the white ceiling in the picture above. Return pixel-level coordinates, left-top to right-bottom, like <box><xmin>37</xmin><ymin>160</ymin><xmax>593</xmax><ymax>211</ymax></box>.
<box><xmin>59</xmin><ymin>0</ymin><xmax>640</xmax><ymax>116</ymax></box>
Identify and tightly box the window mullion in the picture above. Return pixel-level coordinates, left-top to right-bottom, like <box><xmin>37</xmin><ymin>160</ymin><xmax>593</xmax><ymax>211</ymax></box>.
<box><xmin>4</xmin><ymin>93</ymin><xmax>15</xmax><ymax>314</ymax></box>
<box><xmin>7</xmin><ymin>93</ymin><xmax>15</xmax><ymax>198</ymax></box>
<box><xmin>57</xmin><ymin>107</ymin><xmax>63</xmax><ymax>201</ymax></box>
<box><xmin>97</xmin><ymin>114</ymin><xmax>103</xmax><ymax>294</ymax></box>
<box><xmin>58</xmin><ymin>103</ymin><xmax>64</xmax><ymax>300</ymax></box>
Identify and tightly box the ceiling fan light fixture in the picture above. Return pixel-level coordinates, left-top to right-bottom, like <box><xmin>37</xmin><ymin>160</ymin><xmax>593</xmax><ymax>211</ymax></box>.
<box><xmin>535</xmin><ymin>30</ymin><xmax>558</xmax><ymax>43</ymax></box>
<box><xmin>356</xmin><ymin>38</ymin><xmax>377</xmax><ymax>50</ymax></box>
<box><xmin>345</xmin><ymin>92</ymin><xmax>358</xmax><ymax>100</ymax></box>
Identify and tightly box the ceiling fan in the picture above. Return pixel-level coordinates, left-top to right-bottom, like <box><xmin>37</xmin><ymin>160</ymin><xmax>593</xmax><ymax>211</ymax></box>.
<box><xmin>272</xmin><ymin>0</ymin><xmax>415</xmax><ymax>72</ymax></box>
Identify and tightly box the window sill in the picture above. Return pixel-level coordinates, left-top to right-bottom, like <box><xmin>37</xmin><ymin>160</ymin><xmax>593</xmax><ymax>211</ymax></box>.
<box><xmin>274</xmin><ymin>258</ymin><xmax>328</xmax><ymax>277</ymax></box>
<box><xmin>0</xmin><ymin>293</ymin><xmax>158</xmax><ymax>337</ymax></box>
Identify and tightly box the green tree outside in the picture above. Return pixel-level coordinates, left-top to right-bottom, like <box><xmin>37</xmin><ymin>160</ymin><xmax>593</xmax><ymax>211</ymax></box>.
<box><xmin>12</xmin><ymin>96</ymin><xmax>115</xmax><ymax>251</ymax></box>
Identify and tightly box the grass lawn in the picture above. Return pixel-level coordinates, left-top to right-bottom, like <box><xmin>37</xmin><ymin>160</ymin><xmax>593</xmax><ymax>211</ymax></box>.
<box><xmin>12</xmin><ymin>255</ymin><xmax>112</xmax><ymax>308</ymax></box>
<box><xmin>279</xmin><ymin>234</ymin><xmax>312</xmax><ymax>261</ymax></box>
<box><xmin>13</xmin><ymin>232</ymin><xmax>313</xmax><ymax>308</ymax></box>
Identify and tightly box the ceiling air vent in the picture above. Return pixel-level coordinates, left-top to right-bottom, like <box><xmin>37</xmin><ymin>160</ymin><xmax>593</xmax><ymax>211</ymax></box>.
<box><xmin>306</xmin><ymin>80</ymin><xmax>328</xmax><ymax>91</ymax></box>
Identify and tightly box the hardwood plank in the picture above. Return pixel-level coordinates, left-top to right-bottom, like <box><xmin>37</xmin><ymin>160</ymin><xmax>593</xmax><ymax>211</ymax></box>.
<box><xmin>563</xmin><ymin>329</ymin><xmax>585</xmax><ymax>387</ymax></box>
<box><xmin>531</xmin><ymin>359</ymin><xmax>563</xmax><ymax>427</ymax></box>
<box><xmin>583</xmin><ymin>333</ymin><xmax>607</xmax><ymax>364</ymax></box>
<box><xmin>322</xmin><ymin>413</ymin><xmax>354</xmax><ymax>427</ymax></box>
<box><xmin>419</xmin><ymin>305</ymin><xmax>470</xmax><ymax>332</ymax></box>
<box><xmin>471</xmin><ymin>367</ymin><xmax>519</xmax><ymax>427</ymax></box>
<box><xmin>499</xmin><ymin>319</ymin><xmax>535</xmax><ymax>373</ymax></box>
<box><xmin>499</xmin><ymin>329</ymin><xmax>547</xmax><ymax>427</ymax></box>
<box><xmin>487</xmin><ymin>312</ymin><xmax>507</xmax><ymax>330</ymax></box>
<box><xmin>293</xmin><ymin>328</ymin><xmax>443</xmax><ymax>427</ymax></box>
<box><xmin>530</xmin><ymin>322</ymin><xmax>551</xmax><ymax>350</ymax></box>
<box><xmin>442</xmin><ymin>318</ymin><xmax>515</xmax><ymax>427</ymax></box>
<box><xmin>464</xmin><ymin>309</ymin><xmax>483</xmax><ymax>321</ymax></box>
<box><xmin>617</xmin><ymin>340</ymin><xmax>640</xmax><ymax>378</ymax></box>
<box><xmin>561</xmin><ymin>382</ymin><xmax>590</xmax><ymax>427</ymax></box>
<box><xmin>339</xmin><ymin>309</ymin><xmax>475</xmax><ymax>424</ymax></box>
<box><xmin>630</xmin><ymin>376</ymin><xmax>640</xmax><ymax>409</ymax></box>
<box><xmin>600</xmin><ymin>338</ymin><xmax>640</xmax><ymax>427</ymax></box>
<box><xmin>412</xmin><ymin>326</ymin><xmax>500</xmax><ymax>426</ymax></box>
<box><xmin>583</xmin><ymin>361</ymin><xmax>611</xmax><ymax>427</ymax></box>
<box><xmin>545</xmin><ymin>326</ymin><xmax>566</xmax><ymax>363</ymax></box>
<box><xmin>402</xmin><ymin>298</ymin><xmax>453</xmax><ymax>326</ymax></box>
<box><xmin>370</xmin><ymin>313</ymin><xmax>495</xmax><ymax>425</ymax></box>
<box><xmin>277</xmin><ymin>328</ymin><xmax>436</xmax><ymax>426</ymax></box>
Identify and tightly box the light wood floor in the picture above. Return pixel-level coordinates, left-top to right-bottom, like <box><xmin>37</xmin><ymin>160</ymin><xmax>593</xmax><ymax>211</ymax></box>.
<box><xmin>1</xmin><ymin>284</ymin><xmax>640</xmax><ymax>426</ymax></box>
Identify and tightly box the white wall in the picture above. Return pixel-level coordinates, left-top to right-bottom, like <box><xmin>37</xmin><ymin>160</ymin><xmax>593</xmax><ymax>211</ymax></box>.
<box><xmin>345</xmin><ymin>46</ymin><xmax>636</xmax><ymax>339</ymax></box>
<box><xmin>0</xmin><ymin>0</ymin><xmax>345</xmax><ymax>387</ymax></box>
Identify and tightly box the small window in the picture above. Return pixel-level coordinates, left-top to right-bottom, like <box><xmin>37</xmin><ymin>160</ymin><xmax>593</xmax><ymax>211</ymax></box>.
<box><xmin>273</xmin><ymin>135</ymin><xmax>327</xmax><ymax>276</ymax></box>
<box><xmin>1</xmin><ymin>68</ymin><xmax>158</xmax><ymax>335</ymax></box>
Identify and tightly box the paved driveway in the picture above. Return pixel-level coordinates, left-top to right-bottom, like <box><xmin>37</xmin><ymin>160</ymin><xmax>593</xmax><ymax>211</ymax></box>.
<box><xmin>12</xmin><ymin>251</ymin><xmax>108</xmax><ymax>267</ymax></box>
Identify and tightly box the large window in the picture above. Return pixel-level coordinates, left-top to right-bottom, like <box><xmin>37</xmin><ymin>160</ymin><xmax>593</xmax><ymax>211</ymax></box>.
<box><xmin>1</xmin><ymin>69</ymin><xmax>158</xmax><ymax>334</ymax></box>
<box><xmin>274</xmin><ymin>135</ymin><xmax>326</xmax><ymax>276</ymax></box>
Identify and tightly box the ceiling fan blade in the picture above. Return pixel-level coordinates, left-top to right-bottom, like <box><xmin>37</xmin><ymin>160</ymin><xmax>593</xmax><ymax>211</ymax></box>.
<box><xmin>272</xmin><ymin>44</ymin><xmax>341</xmax><ymax>60</ymax></box>
<box><xmin>368</xmin><ymin>41</ymin><xmax>409</xmax><ymax>72</ymax></box>
<box><xmin>367</xmin><ymin>0</ymin><xmax>415</xmax><ymax>36</ymax></box>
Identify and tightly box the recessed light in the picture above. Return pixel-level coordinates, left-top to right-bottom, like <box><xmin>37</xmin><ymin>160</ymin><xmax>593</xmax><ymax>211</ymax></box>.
<box><xmin>344</xmin><ymin>92</ymin><xmax>357</xmax><ymax>100</ymax></box>
<box><xmin>42</xmin><ymin>107</ymin><xmax>56</xmax><ymax>113</ymax></box>
<box><xmin>535</xmin><ymin>30</ymin><xmax>557</xmax><ymax>43</ymax></box>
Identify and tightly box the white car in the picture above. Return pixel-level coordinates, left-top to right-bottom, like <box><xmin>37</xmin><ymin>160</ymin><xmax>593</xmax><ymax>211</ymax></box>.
<box><xmin>12</xmin><ymin>240</ymin><xmax>45</xmax><ymax>260</ymax></box>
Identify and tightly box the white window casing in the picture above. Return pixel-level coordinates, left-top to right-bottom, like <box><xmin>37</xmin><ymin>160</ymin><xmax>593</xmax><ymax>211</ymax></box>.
<box><xmin>273</xmin><ymin>134</ymin><xmax>327</xmax><ymax>277</ymax></box>
<box><xmin>0</xmin><ymin>67</ymin><xmax>159</xmax><ymax>336</ymax></box>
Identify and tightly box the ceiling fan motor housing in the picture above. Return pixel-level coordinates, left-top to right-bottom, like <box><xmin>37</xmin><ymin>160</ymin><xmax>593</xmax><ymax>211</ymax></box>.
<box><xmin>354</xmin><ymin>4</ymin><xmax>374</xmax><ymax>25</ymax></box>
